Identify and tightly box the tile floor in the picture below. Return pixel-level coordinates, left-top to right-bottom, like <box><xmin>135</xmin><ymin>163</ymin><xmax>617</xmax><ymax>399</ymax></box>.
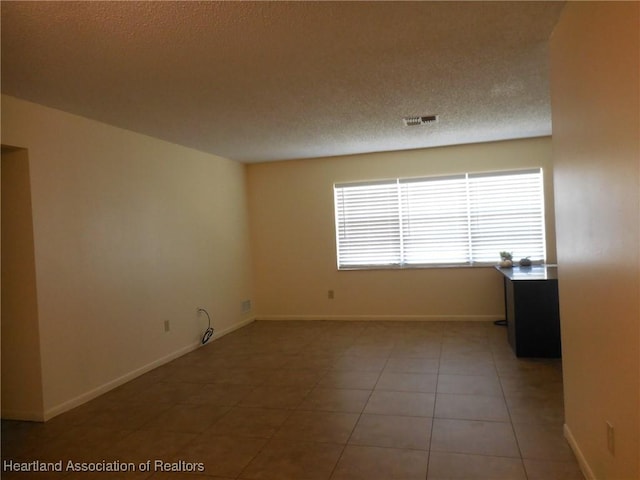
<box><xmin>2</xmin><ymin>320</ymin><xmax>584</xmax><ymax>479</ymax></box>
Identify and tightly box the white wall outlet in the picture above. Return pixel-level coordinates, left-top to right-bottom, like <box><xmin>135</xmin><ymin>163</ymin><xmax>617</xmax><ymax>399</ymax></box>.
<box><xmin>163</xmin><ymin>320</ymin><xmax>170</xmax><ymax>332</ymax></box>
<box><xmin>241</xmin><ymin>300</ymin><xmax>252</xmax><ymax>313</ymax></box>
<box><xmin>606</xmin><ymin>421</ymin><xmax>615</xmax><ymax>455</ymax></box>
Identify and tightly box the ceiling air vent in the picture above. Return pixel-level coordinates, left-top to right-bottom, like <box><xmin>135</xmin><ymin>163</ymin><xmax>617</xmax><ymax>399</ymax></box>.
<box><xmin>403</xmin><ymin>115</ymin><xmax>439</xmax><ymax>126</ymax></box>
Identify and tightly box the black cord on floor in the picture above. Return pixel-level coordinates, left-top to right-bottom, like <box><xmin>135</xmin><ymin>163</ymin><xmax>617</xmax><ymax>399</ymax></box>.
<box><xmin>198</xmin><ymin>308</ymin><xmax>214</xmax><ymax>344</ymax></box>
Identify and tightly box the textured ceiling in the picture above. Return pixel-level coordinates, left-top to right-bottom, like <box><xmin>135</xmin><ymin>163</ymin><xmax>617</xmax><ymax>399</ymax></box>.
<box><xmin>1</xmin><ymin>1</ymin><xmax>565</xmax><ymax>163</ymax></box>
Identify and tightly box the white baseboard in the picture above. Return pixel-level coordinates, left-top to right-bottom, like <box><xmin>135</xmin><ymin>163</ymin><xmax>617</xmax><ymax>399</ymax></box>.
<box><xmin>564</xmin><ymin>423</ymin><xmax>595</xmax><ymax>480</ymax></box>
<box><xmin>42</xmin><ymin>341</ymin><xmax>201</xmax><ymax>421</ymax></box>
<box><xmin>38</xmin><ymin>316</ymin><xmax>256</xmax><ymax>422</ymax></box>
<box><xmin>256</xmin><ymin>314</ymin><xmax>502</xmax><ymax>322</ymax></box>
<box><xmin>209</xmin><ymin>316</ymin><xmax>256</xmax><ymax>339</ymax></box>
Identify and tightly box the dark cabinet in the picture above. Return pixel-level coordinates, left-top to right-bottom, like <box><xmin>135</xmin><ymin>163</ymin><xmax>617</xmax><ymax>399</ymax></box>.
<box><xmin>496</xmin><ymin>265</ymin><xmax>561</xmax><ymax>358</ymax></box>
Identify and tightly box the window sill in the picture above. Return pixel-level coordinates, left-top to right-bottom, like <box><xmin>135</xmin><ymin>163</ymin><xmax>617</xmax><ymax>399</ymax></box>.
<box><xmin>337</xmin><ymin>263</ymin><xmax>511</xmax><ymax>272</ymax></box>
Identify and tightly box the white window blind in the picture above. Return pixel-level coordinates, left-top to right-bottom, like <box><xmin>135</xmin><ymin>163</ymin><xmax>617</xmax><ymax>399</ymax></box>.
<box><xmin>468</xmin><ymin>170</ymin><xmax>546</xmax><ymax>263</ymax></box>
<box><xmin>400</xmin><ymin>175</ymin><xmax>469</xmax><ymax>264</ymax></box>
<box><xmin>334</xmin><ymin>168</ymin><xmax>545</xmax><ymax>269</ymax></box>
<box><xmin>334</xmin><ymin>180</ymin><xmax>401</xmax><ymax>267</ymax></box>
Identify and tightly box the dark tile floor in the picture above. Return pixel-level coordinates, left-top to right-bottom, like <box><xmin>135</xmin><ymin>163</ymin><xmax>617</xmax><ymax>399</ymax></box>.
<box><xmin>2</xmin><ymin>320</ymin><xmax>584</xmax><ymax>479</ymax></box>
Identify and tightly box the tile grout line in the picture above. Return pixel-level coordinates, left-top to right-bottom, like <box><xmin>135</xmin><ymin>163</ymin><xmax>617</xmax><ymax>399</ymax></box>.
<box><xmin>425</xmin><ymin>335</ymin><xmax>443</xmax><ymax>480</ymax></box>
<box><xmin>326</xmin><ymin>323</ymin><xmax>389</xmax><ymax>480</ymax></box>
<box><xmin>234</xmin><ymin>326</ymin><xmax>331</xmax><ymax>480</ymax></box>
<box><xmin>490</xmin><ymin>330</ymin><xmax>530</xmax><ymax>480</ymax></box>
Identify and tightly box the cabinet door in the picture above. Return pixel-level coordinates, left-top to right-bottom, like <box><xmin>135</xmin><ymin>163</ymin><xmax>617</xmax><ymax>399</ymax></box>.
<box><xmin>509</xmin><ymin>280</ymin><xmax>561</xmax><ymax>358</ymax></box>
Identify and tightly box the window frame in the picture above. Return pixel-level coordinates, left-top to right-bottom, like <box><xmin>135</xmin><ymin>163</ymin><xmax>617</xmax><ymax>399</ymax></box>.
<box><xmin>334</xmin><ymin>168</ymin><xmax>546</xmax><ymax>270</ymax></box>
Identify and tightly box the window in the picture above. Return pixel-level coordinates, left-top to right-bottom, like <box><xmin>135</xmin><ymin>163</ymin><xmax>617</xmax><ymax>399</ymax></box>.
<box><xmin>334</xmin><ymin>168</ymin><xmax>546</xmax><ymax>269</ymax></box>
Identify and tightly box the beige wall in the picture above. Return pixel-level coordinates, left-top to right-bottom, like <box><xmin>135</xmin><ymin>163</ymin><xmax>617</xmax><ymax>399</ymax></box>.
<box><xmin>550</xmin><ymin>3</ymin><xmax>639</xmax><ymax>479</ymax></box>
<box><xmin>247</xmin><ymin>137</ymin><xmax>556</xmax><ymax>320</ymax></box>
<box><xmin>1</xmin><ymin>95</ymin><xmax>254</xmax><ymax>420</ymax></box>
<box><xmin>1</xmin><ymin>147</ymin><xmax>44</xmax><ymax>419</ymax></box>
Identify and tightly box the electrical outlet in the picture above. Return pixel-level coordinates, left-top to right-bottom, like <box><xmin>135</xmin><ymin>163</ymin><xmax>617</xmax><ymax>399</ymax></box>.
<box><xmin>328</xmin><ymin>290</ymin><xmax>334</xmax><ymax>299</ymax></box>
<box><xmin>241</xmin><ymin>300</ymin><xmax>252</xmax><ymax>313</ymax></box>
<box><xmin>606</xmin><ymin>421</ymin><xmax>615</xmax><ymax>455</ymax></box>
<box><xmin>163</xmin><ymin>320</ymin><xmax>170</xmax><ymax>332</ymax></box>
